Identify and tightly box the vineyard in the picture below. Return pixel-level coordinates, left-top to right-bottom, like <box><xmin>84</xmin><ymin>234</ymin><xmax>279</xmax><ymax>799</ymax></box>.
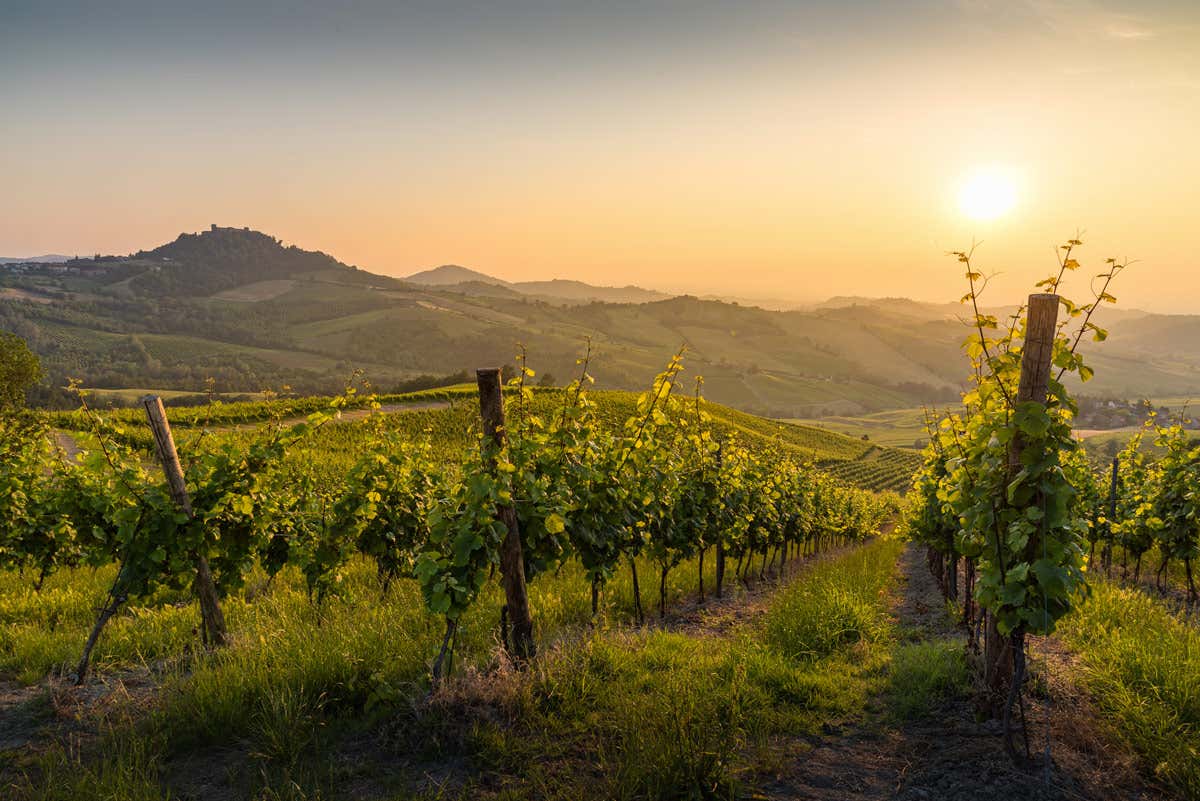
<box><xmin>820</xmin><ymin>446</ymin><xmax>922</xmax><ymax>494</ymax></box>
<box><xmin>44</xmin><ymin>384</ymin><xmax>921</xmax><ymax>495</ymax></box>
<box><xmin>907</xmin><ymin>243</ymin><xmax>1200</xmax><ymax>798</ymax></box>
<box><xmin>2</xmin><ymin>250</ymin><xmax>1200</xmax><ymax>799</ymax></box>
<box><xmin>2</xmin><ymin>349</ymin><xmax>899</xmax><ymax>675</ymax></box>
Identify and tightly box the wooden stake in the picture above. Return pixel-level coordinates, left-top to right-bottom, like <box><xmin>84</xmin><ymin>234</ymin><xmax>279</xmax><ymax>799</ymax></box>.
<box><xmin>475</xmin><ymin>369</ymin><xmax>536</xmax><ymax>662</ymax></box>
<box><xmin>1103</xmin><ymin>456</ymin><xmax>1118</xmax><ymax>574</ymax></box>
<box><xmin>141</xmin><ymin>395</ymin><xmax>227</xmax><ymax>647</ymax></box>
<box><xmin>714</xmin><ymin>444</ymin><xmax>726</xmax><ymax>598</ymax></box>
<box><xmin>987</xmin><ymin>293</ymin><xmax>1058</xmax><ymax>716</ymax></box>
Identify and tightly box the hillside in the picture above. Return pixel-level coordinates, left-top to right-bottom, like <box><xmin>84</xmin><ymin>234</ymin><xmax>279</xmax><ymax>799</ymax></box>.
<box><xmin>404</xmin><ymin>264</ymin><xmax>506</xmax><ymax>286</ymax></box>
<box><xmin>405</xmin><ymin>264</ymin><xmax>670</xmax><ymax>305</ymax></box>
<box><xmin>4</xmin><ymin>226</ymin><xmax>1200</xmax><ymax>416</ymax></box>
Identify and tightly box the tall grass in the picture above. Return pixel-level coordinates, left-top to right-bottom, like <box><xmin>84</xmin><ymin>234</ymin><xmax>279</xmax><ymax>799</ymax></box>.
<box><xmin>0</xmin><ymin>548</ymin><xmax>728</xmax><ymax>689</ymax></box>
<box><xmin>5</xmin><ymin>539</ymin><xmax>901</xmax><ymax>801</ymax></box>
<box><xmin>763</xmin><ymin>538</ymin><xmax>899</xmax><ymax>661</ymax></box>
<box><xmin>476</xmin><ymin>538</ymin><xmax>903</xmax><ymax>800</ymax></box>
<box><xmin>885</xmin><ymin>640</ymin><xmax>969</xmax><ymax>721</ymax></box>
<box><xmin>1058</xmin><ymin>580</ymin><xmax>1200</xmax><ymax>797</ymax></box>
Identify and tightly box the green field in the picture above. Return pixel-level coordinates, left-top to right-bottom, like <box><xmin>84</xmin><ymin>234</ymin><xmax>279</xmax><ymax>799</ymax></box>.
<box><xmin>786</xmin><ymin>407</ymin><xmax>944</xmax><ymax>450</ymax></box>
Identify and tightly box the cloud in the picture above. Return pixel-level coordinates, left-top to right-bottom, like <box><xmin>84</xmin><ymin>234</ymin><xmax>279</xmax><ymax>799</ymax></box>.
<box><xmin>1022</xmin><ymin>0</ymin><xmax>1157</xmax><ymax>41</ymax></box>
<box><xmin>1103</xmin><ymin>19</ymin><xmax>1155</xmax><ymax>39</ymax></box>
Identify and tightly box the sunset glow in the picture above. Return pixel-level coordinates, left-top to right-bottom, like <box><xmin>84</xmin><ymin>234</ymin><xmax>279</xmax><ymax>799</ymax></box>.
<box><xmin>3</xmin><ymin>2</ymin><xmax>1200</xmax><ymax>310</ymax></box>
<box><xmin>958</xmin><ymin>169</ymin><xmax>1019</xmax><ymax>221</ymax></box>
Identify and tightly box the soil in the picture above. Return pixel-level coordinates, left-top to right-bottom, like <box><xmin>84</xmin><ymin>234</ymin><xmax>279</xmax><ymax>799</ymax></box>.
<box><xmin>756</xmin><ymin>544</ymin><xmax>1175</xmax><ymax>801</ymax></box>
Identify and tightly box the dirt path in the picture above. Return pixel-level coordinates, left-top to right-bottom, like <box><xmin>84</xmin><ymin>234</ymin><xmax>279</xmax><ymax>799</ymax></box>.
<box><xmin>758</xmin><ymin>544</ymin><xmax>1172</xmax><ymax>801</ymax></box>
<box><xmin>51</xmin><ymin>431</ymin><xmax>82</xmax><ymax>462</ymax></box>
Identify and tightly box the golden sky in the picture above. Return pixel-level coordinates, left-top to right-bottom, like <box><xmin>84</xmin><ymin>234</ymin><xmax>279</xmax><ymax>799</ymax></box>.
<box><xmin>2</xmin><ymin>1</ymin><xmax>1198</xmax><ymax>310</ymax></box>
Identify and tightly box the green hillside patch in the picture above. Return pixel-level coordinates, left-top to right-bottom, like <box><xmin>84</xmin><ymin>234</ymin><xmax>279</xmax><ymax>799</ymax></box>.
<box><xmin>788</xmin><ymin>407</ymin><xmax>944</xmax><ymax>450</ymax></box>
<box><xmin>210</xmin><ymin>280</ymin><xmax>297</xmax><ymax>302</ymax></box>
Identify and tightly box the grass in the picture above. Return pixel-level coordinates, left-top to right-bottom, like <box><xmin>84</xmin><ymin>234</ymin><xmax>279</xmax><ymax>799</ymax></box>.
<box><xmin>0</xmin><ymin>544</ymin><xmax>737</xmax><ymax>688</ymax></box>
<box><xmin>885</xmin><ymin>640</ymin><xmax>970</xmax><ymax>721</ymax></box>
<box><xmin>2</xmin><ymin>539</ymin><xmax>903</xmax><ymax>800</ymax></box>
<box><xmin>459</xmin><ymin>538</ymin><xmax>905</xmax><ymax>800</ymax></box>
<box><xmin>1058</xmin><ymin>579</ymin><xmax>1200</xmax><ymax>798</ymax></box>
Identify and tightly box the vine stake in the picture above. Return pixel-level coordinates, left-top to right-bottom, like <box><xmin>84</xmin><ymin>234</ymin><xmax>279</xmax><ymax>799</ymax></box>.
<box><xmin>475</xmin><ymin>369</ymin><xmax>536</xmax><ymax>663</ymax></box>
<box><xmin>142</xmin><ymin>395</ymin><xmax>227</xmax><ymax>648</ymax></box>
<box><xmin>997</xmin><ymin>294</ymin><xmax>1058</xmax><ymax>759</ymax></box>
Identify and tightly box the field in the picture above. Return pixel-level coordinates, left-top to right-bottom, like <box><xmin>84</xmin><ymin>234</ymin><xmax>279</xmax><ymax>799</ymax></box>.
<box><xmin>786</xmin><ymin>407</ymin><xmax>939</xmax><ymax>450</ymax></box>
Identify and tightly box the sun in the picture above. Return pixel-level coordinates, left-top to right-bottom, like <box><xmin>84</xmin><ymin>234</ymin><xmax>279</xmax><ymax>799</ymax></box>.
<box><xmin>957</xmin><ymin>167</ymin><xmax>1018</xmax><ymax>221</ymax></box>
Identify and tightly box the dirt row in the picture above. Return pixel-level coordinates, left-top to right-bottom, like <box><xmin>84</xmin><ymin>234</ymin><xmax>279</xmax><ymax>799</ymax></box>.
<box><xmin>758</xmin><ymin>544</ymin><xmax>1171</xmax><ymax>801</ymax></box>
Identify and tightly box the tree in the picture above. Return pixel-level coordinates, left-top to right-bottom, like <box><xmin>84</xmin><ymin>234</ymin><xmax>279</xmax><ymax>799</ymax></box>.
<box><xmin>0</xmin><ymin>332</ymin><xmax>43</xmax><ymax>410</ymax></box>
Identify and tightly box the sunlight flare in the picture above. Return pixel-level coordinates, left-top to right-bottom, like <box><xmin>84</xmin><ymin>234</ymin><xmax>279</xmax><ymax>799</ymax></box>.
<box><xmin>957</xmin><ymin>167</ymin><xmax>1019</xmax><ymax>221</ymax></box>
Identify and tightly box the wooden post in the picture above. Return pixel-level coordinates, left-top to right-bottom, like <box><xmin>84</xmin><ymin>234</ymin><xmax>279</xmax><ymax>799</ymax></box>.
<box><xmin>141</xmin><ymin>395</ymin><xmax>227</xmax><ymax>647</ymax></box>
<box><xmin>714</xmin><ymin>444</ymin><xmax>726</xmax><ymax>598</ymax></box>
<box><xmin>475</xmin><ymin>369</ymin><xmax>536</xmax><ymax>662</ymax></box>
<box><xmin>986</xmin><ymin>293</ymin><xmax>1058</xmax><ymax>715</ymax></box>
<box><xmin>1102</xmin><ymin>456</ymin><xmax>1118</xmax><ymax>574</ymax></box>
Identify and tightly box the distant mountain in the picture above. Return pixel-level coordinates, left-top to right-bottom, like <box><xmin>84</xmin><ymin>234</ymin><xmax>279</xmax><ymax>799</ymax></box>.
<box><xmin>404</xmin><ymin>264</ymin><xmax>508</xmax><ymax>286</ymax></box>
<box><xmin>0</xmin><ymin>254</ymin><xmax>70</xmax><ymax>264</ymax></box>
<box><xmin>819</xmin><ymin>296</ymin><xmax>968</xmax><ymax>317</ymax></box>
<box><xmin>0</xmin><ymin>226</ymin><xmax>403</xmax><ymax>301</ymax></box>
<box><xmin>404</xmin><ymin>265</ymin><xmax>669</xmax><ymax>305</ymax></box>
<box><xmin>121</xmin><ymin>225</ymin><xmax>384</xmax><ymax>296</ymax></box>
<box><xmin>817</xmin><ymin>295</ymin><xmax>1155</xmax><ymax>325</ymax></box>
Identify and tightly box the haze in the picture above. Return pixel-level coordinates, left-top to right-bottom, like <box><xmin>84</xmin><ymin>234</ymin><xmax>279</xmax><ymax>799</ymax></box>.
<box><xmin>2</xmin><ymin>0</ymin><xmax>1198</xmax><ymax>311</ymax></box>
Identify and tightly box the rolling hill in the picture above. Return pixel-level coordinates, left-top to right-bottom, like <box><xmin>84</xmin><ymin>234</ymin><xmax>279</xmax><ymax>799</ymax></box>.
<box><xmin>404</xmin><ymin>264</ymin><xmax>671</xmax><ymax>305</ymax></box>
<box><xmin>3</xmin><ymin>225</ymin><xmax>1200</xmax><ymax>417</ymax></box>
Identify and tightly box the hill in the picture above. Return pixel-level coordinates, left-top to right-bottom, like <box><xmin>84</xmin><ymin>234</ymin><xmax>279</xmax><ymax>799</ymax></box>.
<box><xmin>123</xmin><ymin>225</ymin><xmax>390</xmax><ymax>296</ymax></box>
<box><xmin>3</xmin><ymin>225</ymin><xmax>1200</xmax><ymax>416</ymax></box>
<box><xmin>512</xmin><ymin>278</ymin><xmax>669</xmax><ymax>304</ymax></box>
<box><xmin>404</xmin><ymin>264</ymin><xmax>506</xmax><ymax>286</ymax></box>
<box><xmin>404</xmin><ymin>264</ymin><xmax>669</xmax><ymax>305</ymax></box>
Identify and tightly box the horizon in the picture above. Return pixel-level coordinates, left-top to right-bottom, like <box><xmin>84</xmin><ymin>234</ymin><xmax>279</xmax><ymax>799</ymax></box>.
<box><xmin>4</xmin><ymin>1</ymin><xmax>1199</xmax><ymax>312</ymax></box>
<box><xmin>11</xmin><ymin>222</ymin><xmax>1176</xmax><ymax>314</ymax></box>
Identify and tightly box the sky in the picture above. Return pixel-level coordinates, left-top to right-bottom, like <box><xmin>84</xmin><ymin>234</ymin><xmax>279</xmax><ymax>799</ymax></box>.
<box><xmin>2</xmin><ymin>0</ymin><xmax>1198</xmax><ymax>311</ymax></box>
